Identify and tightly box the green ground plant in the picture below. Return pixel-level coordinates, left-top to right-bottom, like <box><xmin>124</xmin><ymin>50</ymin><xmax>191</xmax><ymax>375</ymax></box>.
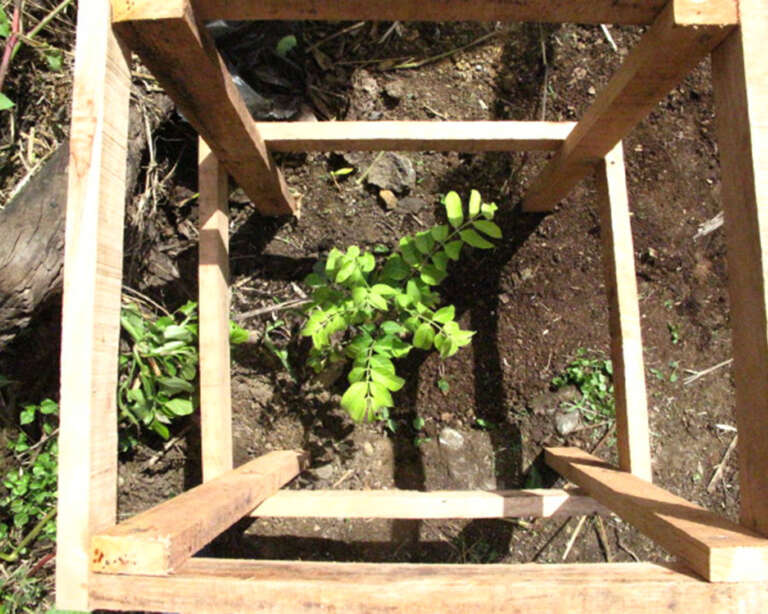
<box><xmin>301</xmin><ymin>190</ymin><xmax>501</xmax><ymax>423</ymax></box>
<box><xmin>551</xmin><ymin>349</ymin><xmax>615</xmax><ymax>423</ymax></box>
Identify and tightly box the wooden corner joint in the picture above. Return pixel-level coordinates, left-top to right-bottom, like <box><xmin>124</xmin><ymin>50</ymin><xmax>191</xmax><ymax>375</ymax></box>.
<box><xmin>672</xmin><ymin>0</ymin><xmax>739</xmax><ymax>27</ymax></box>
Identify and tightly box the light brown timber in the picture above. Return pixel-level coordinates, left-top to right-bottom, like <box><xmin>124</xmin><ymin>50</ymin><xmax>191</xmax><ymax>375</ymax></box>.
<box><xmin>115</xmin><ymin>0</ymin><xmax>738</xmax><ymax>26</ymax></box>
<box><xmin>523</xmin><ymin>2</ymin><xmax>734</xmax><ymax>212</ymax></box>
<box><xmin>55</xmin><ymin>0</ymin><xmax>131</xmax><ymax>609</ymax></box>
<box><xmin>257</xmin><ymin>121</ymin><xmax>575</xmax><ymax>153</ymax></box>
<box><xmin>252</xmin><ymin>488</ymin><xmax>607</xmax><ymax>518</ymax></box>
<box><xmin>198</xmin><ymin>140</ymin><xmax>233</xmax><ymax>482</ymax></box>
<box><xmin>596</xmin><ymin>143</ymin><xmax>652</xmax><ymax>481</ymax></box>
<box><xmin>90</xmin><ymin>451</ymin><xmax>307</xmax><ymax>575</ymax></box>
<box><xmin>546</xmin><ymin>447</ymin><xmax>768</xmax><ymax>582</ymax></box>
<box><xmin>711</xmin><ymin>0</ymin><xmax>768</xmax><ymax>536</ymax></box>
<box><xmin>112</xmin><ymin>1</ymin><xmax>295</xmax><ymax>216</ymax></box>
<box><xmin>90</xmin><ymin>559</ymin><xmax>768</xmax><ymax>613</ymax></box>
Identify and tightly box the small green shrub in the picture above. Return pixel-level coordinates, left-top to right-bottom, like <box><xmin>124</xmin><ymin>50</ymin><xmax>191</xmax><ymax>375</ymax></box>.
<box><xmin>551</xmin><ymin>349</ymin><xmax>615</xmax><ymax>423</ymax></box>
<box><xmin>118</xmin><ymin>301</ymin><xmax>249</xmax><ymax>449</ymax></box>
<box><xmin>301</xmin><ymin>190</ymin><xmax>501</xmax><ymax>423</ymax></box>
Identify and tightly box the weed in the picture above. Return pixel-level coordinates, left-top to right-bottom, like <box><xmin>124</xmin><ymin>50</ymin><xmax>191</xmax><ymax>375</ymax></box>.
<box><xmin>437</xmin><ymin>377</ymin><xmax>450</xmax><ymax>394</ymax></box>
<box><xmin>301</xmin><ymin>190</ymin><xmax>501</xmax><ymax>423</ymax></box>
<box><xmin>667</xmin><ymin>322</ymin><xmax>681</xmax><ymax>345</ymax></box>
<box><xmin>551</xmin><ymin>349</ymin><xmax>615</xmax><ymax>424</ymax></box>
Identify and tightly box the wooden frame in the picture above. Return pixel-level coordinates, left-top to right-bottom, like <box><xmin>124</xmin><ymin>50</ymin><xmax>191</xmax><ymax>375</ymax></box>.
<box><xmin>55</xmin><ymin>0</ymin><xmax>768</xmax><ymax>612</ymax></box>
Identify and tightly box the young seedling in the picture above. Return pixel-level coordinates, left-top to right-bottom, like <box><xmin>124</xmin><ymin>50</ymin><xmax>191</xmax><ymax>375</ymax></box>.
<box><xmin>302</xmin><ymin>190</ymin><xmax>501</xmax><ymax>423</ymax></box>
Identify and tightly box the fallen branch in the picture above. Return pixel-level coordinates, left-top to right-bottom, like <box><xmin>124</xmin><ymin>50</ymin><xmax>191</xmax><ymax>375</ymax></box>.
<box><xmin>706</xmin><ymin>434</ymin><xmax>738</xmax><ymax>494</ymax></box>
<box><xmin>683</xmin><ymin>358</ymin><xmax>733</xmax><ymax>385</ymax></box>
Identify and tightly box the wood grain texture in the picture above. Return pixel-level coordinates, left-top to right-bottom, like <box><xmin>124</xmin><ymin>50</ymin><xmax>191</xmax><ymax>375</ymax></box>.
<box><xmin>91</xmin><ymin>451</ymin><xmax>307</xmax><ymax>575</ymax></box>
<box><xmin>113</xmin><ymin>2</ymin><xmax>295</xmax><ymax>216</ymax></box>
<box><xmin>523</xmin><ymin>3</ymin><xmax>734</xmax><ymax>212</ymax></box>
<box><xmin>596</xmin><ymin>144</ymin><xmax>652</xmax><ymax>481</ymax></box>
<box><xmin>198</xmin><ymin>139</ymin><xmax>232</xmax><ymax>482</ymax></box>
<box><xmin>711</xmin><ymin>0</ymin><xmax>768</xmax><ymax>537</ymax></box>
<box><xmin>90</xmin><ymin>559</ymin><xmax>768</xmax><ymax>613</ymax></box>
<box><xmin>252</xmin><ymin>488</ymin><xmax>607</xmax><ymax>519</ymax></box>
<box><xmin>546</xmin><ymin>447</ymin><xmax>768</xmax><ymax>582</ymax></box>
<box><xmin>257</xmin><ymin>121</ymin><xmax>575</xmax><ymax>152</ymax></box>
<box><xmin>55</xmin><ymin>1</ymin><xmax>131</xmax><ymax>609</ymax></box>
<box><xmin>177</xmin><ymin>0</ymin><xmax>737</xmax><ymax>25</ymax></box>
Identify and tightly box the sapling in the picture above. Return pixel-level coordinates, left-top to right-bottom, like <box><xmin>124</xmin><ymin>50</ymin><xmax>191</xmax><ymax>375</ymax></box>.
<box><xmin>301</xmin><ymin>190</ymin><xmax>501</xmax><ymax>423</ymax></box>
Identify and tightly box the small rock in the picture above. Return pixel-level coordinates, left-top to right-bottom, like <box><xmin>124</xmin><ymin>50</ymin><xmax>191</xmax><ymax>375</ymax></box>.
<box><xmin>314</xmin><ymin>464</ymin><xmax>334</xmax><ymax>480</ymax></box>
<box><xmin>379</xmin><ymin>189</ymin><xmax>398</xmax><ymax>210</ymax></box>
<box><xmin>399</xmin><ymin>196</ymin><xmax>426</xmax><ymax>213</ymax></box>
<box><xmin>363</xmin><ymin>441</ymin><xmax>375</xmax><ymax>457</ymax></box>
<box><xmin>554</xmin><ymin>385</ymin><xmax>580</xmax><ymax>405</ymax></box>
<box><xmin>366</xmin><ymin>152</ymin><xmax>416</xmax><ymax>194</ymax></box>
<box><xmin>588</xmin><ymin>85</ymin><xmax>597</xmax><ymax>95</ymax></box>
<box><xmin>440</xmin><ymin>412</ymin><xmax>453</xmax><ymax>422</ymax></box>
<box><xmin>529</xmin><ymin>391</ymin><xmax>559</xmax><ymax>416</ymax></box>
<box><xmin>384</xmin><ymin>79</ymin><xmax>406</xmax><ymax>101</ymax></box>
<box><xmin>519</xmin><ymin>267</ymin><xmax>534</xmax><ymax>282</ymax></box>
<box><xmin>439</xmin><ymin>427</ymin><xmax>465</xmax><ymax>451</ymax></box>
<box><xmin>554</xmin><ymin>411</ymin><xmax>581</xmax><ymax>437</ymax></box>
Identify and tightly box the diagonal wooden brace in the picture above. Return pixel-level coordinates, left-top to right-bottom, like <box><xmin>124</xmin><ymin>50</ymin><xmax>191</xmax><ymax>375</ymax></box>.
<box><xmin>112</xmin><ymin>0</ymin><xmax>296</xmax><ymax>216</ymax></box>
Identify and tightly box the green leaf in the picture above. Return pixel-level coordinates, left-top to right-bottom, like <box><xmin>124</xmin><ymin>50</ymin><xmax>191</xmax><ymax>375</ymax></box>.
<box><xmin>432</xmin><ymin>251</ymin><xmax>449</xmax><ymax>272</ymax></box>
<box><xmin>481</xmin><ymin>202</ymin><xmax>498</xmax><ymax>219</ymax></box>
<box><xmin>420</xmin><ymin>265</ymin><xmax>446</xmax><ymax>286</ymax></box>
<box><xmin>473</xmin><ymin>220</ymin><xmax>502</xmax><ymax>239</ymax></box>
<box><xmin>431</xmin><ymin>225</ymin><xmax>450</xmax><ymax>242</ymax></box>
<box><xmin>276</xmin><ymin>34</ymin><xmax>298</xmax><ymax>57</ymax></box>
<box><xmin>460</xmin><ymin>229</ymin><xmax>495</xmax><ymax>249</ymax></box>
<box><xmin>352</xmin><ymin>286</ymin><xmax>367</xmax><ymax>305</ymax></box>
<box><xmin>39</xmin><ymin>399</ymin><xmax>58</xmax><ymax>415</ymax></box>
<box><xmin>45</xmin><ymin>49</ymin><xmax>63</xmax><ymax>71</ymax></box>
<box><xmin>444</xmin><ymin>240</ymin><xmax>463</xmax><ymax>261</ymax></box>
<box><xmin>380</xmin><ymin>320</ymin><xmax>406</xmax><ymax>335</ymax></box>
<box><xmin>336</xmin><ymin>260</ymin><xmax>357</xmax><ymax>283</ymax></box>
<box><xmin>164</xmin><ymin>398</ymin><xmax>194</xmax><ymax>416</ymax></box>
<box><xmin>468</xmin><ymin>190</ymin><xmax>482</xmax><ymax>216</ymax></box>
<box><xmin>414</xmin><ymin>232</ymin><xmax>435</xmax><ymax>254</ymax></box>
<box><xmin>380</xmin><ymin>255</ymin><xmax>409</xmax><ymax>281</ymax></box>
<box><xmin>325</xmin><ymin>248</ymin><xmax>343</xmax><ymax>275</ymax></box>
<box><xmin>358</xmin><ymin>252</ymin><xmax>376</xmax><ymax>273</ymax></box>
<box><xmin>341</xmin><ymin>382</ymin><xmax>369</xmax><ymax>422</ymax></box>
<box><xmin>0</xmin><ymin>9</ymin><xmax>10</xmax><ymax>38</ymax></box>
<box><xmin>370</xmin><ymin>354</ymin><xmax>396</xmax><ymax>375</ymax></box>
<box><xmin>229</xmin><ymin>321</ymin><xmax>250</xmax><ymax>344</ymax></box>
<box><xmin>371</xmin><ymin>369</ymin><xmax>405</xmax><ymax>392</ymax></box>
<box><xmin>406</xmin><ymin>280</ymin><xmax>421</xmax><ymax>304</ymax></box>
<box><xmin>331</xmin><ymin>167</ymin><xmax>355</xmax><ymax>177</ymax></box>
<box><xmin>157</xmin><ymin>376</ymin><xmax>195</xmax><ymax>395</ymax></box>
<box><xmin>369</xmin><ymin>381</ymin><xmax>393</xmax><ymax>409</ymax></box>
<box><xmin>368</xmin><ymin>292</ymin><xmax>388</xmax><ymax>311</ymax></box>
<box><xmin>443</xmin><ymin>191</ymin><xmax>464</xmax><ymax>228</ymax></box>
<box><xmin>433</xmin><ymin>305</ymin><xmax>455</xmax><ymax>323</ymax></box>
<box><xmin>399</xmin><ymin>239</ymin><xmax>420</xmax><ymax>266</ymax></box>
<box><xmin>20</xmin><ymin>406</ymin><xmax>35</xmax><ymax>425</ymax></box>
<box><xmin>348</xmin><ymin>367</ymin><xmax>366</xmax><ymax>384</ymax></box>
<box><xmin>413</xmin><ymin>323</ymin><xmax>435</xmax><ymax>350</ymax></box>
<box><xmin>371</xmin><ymin>284</ymin><xmax>397</xmax><ymax>297</ymax></box>
<box><xmin>163</xmin><ymin>325</ymin><xmax>192</xmax><ymax>341</ymax></box>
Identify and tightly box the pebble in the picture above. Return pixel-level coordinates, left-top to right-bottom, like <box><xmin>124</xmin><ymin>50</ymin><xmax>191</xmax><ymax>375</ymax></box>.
<box><xmin>379</xmin><ymin>189</ymin><xmax>398</xmax><ymax>210</ymax></box>
<box><xmin>363</xmin><ymin>441</ymin><xmax>375</xmax><ymax>457</ymax></box>
<box><xmin>438</xmin><ymin>427</ymin><xmax>465</xmax><ymax>451</ymax></box>
<box><xmin>554</xmin><ymin>410</ymin><xmax>581</xmax><ymax>437</ymax></box>
<box><xmin>314</xmin><ymin>464</ymin><xmax>334</xmax><ymax>480</ymax></box>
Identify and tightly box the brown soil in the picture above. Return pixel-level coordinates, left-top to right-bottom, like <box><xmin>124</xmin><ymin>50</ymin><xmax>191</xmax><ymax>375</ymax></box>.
<box><xmin>115</xmin><ymin>20</ymin><xmax>738</xmax><ymax>568</ymax></box>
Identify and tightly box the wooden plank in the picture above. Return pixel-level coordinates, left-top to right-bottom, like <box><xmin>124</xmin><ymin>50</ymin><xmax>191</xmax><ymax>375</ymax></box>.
<box><xmin>90</xmin><ymin>559</ymin><xmax>768</xmax><ymax>613</ymax></box>
<box><xmin>251</xmin><ymin>488</ymin><xmax>607</xmax><ymax>519</ymax></box>
<box><xmin>91</xmin><ymin>451</ymin><xmax>307</xmax><ymax>575</ymax></box>
<box><xmin>545</xmin><ymin>447</ymin><xmax>768</xmax><ymax>582</ymax></box>
<box><xmin>596</xmin><ymin>143</ymin><xmax>652</xmax><ymax>481</ymax></box>
<box><xmin>112</xmin><ymin>2</ymin><xmax>295</xmax><ymax>216</ymax></box>
<box><xmin>257</xmin><ymin>121</ymin><xmax>575</xmax><ymax>153</ymax></box>
<box><xmin>198</xmin><ymin>140</ymin><xmax>232</xmax><ymax>482</ymax></box>
<box><xmin>711</xmin><ymin>1</ymin><xmax>768</xmax><ymax>537</ymax></box>
<box><xmin>523</xmin><ymin>3</ymin><xmax>734</xmax><ymax>212</ymax></box>
<box><xmin>115</xmin><ymin>0</ymin><xmax>739</xmax><ymax>26</ymax></box>
<box><xmin>54</xmin><ymin>1</ymin><xmax>131</xmax><ymax>610</ymax></box>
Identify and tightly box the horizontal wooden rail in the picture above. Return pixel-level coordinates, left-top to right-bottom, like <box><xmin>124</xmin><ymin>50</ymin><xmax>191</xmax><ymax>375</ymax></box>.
<box><xmin>546</xmin><ymin>447</ymin><xmax>768</xmax><ymax>582</ymax></box>
<box><xmin>251</xmin><ymin>488</ymin><xmax>606</xmax><ymax>519</ymax></box>
<box><xmin>91</xmin><ymin>451</ymin><xmax>307</xmax><ymax>575</ymax></box>
<box><xmin>114</xmin><ymin>0</ymin><xmax>738</xmax><ymax>26</ymax></box>
<box><xmin>90</xmin><ymin>559</ymin><xmax>768</xmax><ymax>613</ymax></box>
<box><xmin>257</xmin><ymin>121</ymin><xmax>574</xmax><ymax>153</ymax></box>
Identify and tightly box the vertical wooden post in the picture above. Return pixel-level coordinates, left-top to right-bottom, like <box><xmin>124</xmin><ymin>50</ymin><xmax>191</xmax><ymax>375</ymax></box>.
<box><xmin>55</xmin><ymin>0</ymin><xmax>131</xmax><ymax>609</ymax></box>
<box><xmin>198</xmin><ymin>139</ymin><xmax>233</xmax><ymax>482</ymax></box>
<box><xmin>596</xmin><ymin>143</ymin><xmax>652</xmax><ymax>481</ymax></box>
<box><xmin>711</xmin><ymin>0</ymin><xmax>768</xmax><ymax>536</ymax></box>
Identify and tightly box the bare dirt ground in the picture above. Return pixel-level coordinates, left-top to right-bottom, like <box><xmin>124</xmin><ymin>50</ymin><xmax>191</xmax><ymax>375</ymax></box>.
<box><xmin>0</xmin><ymin>15</ymin><xmax>740</xmax><ymax>598</ymax></box>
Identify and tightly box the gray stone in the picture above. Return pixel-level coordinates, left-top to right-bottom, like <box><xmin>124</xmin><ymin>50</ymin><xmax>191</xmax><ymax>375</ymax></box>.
<box><xmin>363</xmin><ymin>441</ymin><xmax>375</xmax><ymax>457</ymax></box>
<box><xmin>366</xmin><ymin>152</ymin><xmax>416</xmax><ymax>194</ymax></box>
<box><xmin>438</xmin><ymin>427</ymin><xmax>465</xmax><ymax>451</ymax></box>
<box><xmin>399</xmin><ymin>196</ymin><xmax>426</xmax><ymax>213</ymax></box>
<box><xmin>314</xmin><ymin>464</ymin><xmax>334</xmax><ymax>480</ymax></box>
<box><xmin>554</xmin><ymin>410</ymin><xmax>581</xmax><ymax>437</ymax></box>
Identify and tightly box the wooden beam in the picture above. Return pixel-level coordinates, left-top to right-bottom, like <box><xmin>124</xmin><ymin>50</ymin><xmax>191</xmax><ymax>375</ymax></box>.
<box><xmin>91</xmin><ymin>559</ymin><xmax>768</xmax><ymax>613</ymax></box>
<box><xmin>198</xmin><ymin>140</ymin><xmax>232</xmax><ymax>482</ymax></box>
<box><xmin>112</xmin><ymin>2</ymin><xmax>295</xmax><ymax>216</ymax></box>
<box><xmin>115</xmin><ymin>0</ymin><xmax>740</xmax><ymax>26</ymax></box>
<box><xmin>545</xmin><ymin>447</ymin><xmax>768</xmax><ymax>582</ymax></box>
<box><xmin>55</xmin><ymin>1</ymin><xmax>131</xmax><ymax>609</ymax></box>
<box><xmin>596</xmin><ymin>144</ymin><xmax>652</xmax><ymax>481</ymax></box>
<box><xmin>91</xmin><ymin>451</ymin><xmax>307</xmax><ymax>575</ymax></box>
<box><xmin>257</xmin><ymin>121</ymin><xmax>575</xmax><ymax>153</ymax></box>
<box><xmin>711</xmin><ymin>2</ymin><xmax>768</xmax><ymax>538</ymax></box>
<box><xmin>523</xmin><ymin>3</ymin><xmax>734</xmax><ymax>212</ymax></box>
<box><xmin>251</xmin><ymin>488</ymin><xmax>607</xmax><ymax>519</ymax></box>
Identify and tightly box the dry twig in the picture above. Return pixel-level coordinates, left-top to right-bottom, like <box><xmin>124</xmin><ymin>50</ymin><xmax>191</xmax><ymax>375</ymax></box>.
<box><xmin>706</xmin><ymin>434</ymin><xmax>738</xmax><ymax>494</ymax></box>
<box><xmin>561</xmin><ymin>515</ymin><xmax>588</xmax><ymax>561</ymax></box>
